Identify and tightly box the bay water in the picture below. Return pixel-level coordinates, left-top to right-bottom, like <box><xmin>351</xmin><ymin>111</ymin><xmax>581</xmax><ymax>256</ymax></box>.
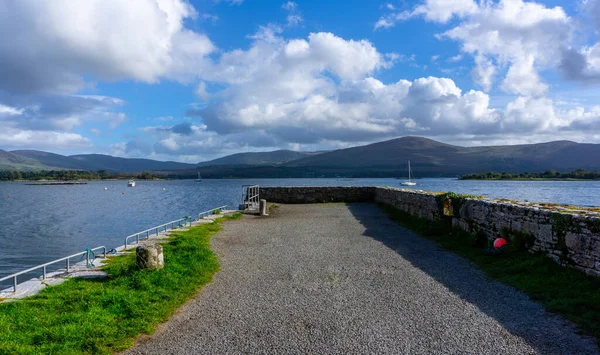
<box><xmin>1</xmin><ymin>178</ymin><xmax>599</xmax><ymax>286</ymax></box>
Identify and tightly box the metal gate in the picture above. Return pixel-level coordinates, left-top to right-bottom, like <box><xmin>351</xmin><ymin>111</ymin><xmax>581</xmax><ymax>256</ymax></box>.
<box><xmin>241</xmin><ymin>185</ymin><xmax>260</xmax><ymax>211</ymax></box>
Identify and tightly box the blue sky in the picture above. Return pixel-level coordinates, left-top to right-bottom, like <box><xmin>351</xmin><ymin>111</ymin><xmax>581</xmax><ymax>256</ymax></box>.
<box><xmin>1</xmin><ymin>0</ymin><xmax>600</xmax><ymax>162</ymax></box>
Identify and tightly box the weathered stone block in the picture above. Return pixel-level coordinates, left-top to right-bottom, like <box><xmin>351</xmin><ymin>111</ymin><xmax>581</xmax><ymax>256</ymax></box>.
<box><xmin>136</xmin><ymin>244</ymin><xmax>164</xmax><ymax>270</ymax></box>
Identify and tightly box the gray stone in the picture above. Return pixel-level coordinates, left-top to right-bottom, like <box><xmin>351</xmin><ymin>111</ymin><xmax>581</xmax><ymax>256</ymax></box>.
<box><xmin>259</xmin><ymin>199</ymin><xmax>268</xmax><ymax>216</ymax></box>
<box><xmin>136</xmin><ymin>244</ymin><xmax>164</xmax><ymax>270</ymax></box>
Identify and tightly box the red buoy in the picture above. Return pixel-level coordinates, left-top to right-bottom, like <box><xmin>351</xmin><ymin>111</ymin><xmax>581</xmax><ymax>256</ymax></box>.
<box><xmin>7</xmin><ymin>194</ymin><xmax>10</xmax><ymax>198</ymax></box>
<box><xmin>493</xmin><ymin>238</ymin><xmax>508</xmax><ymax>251</ymax></box>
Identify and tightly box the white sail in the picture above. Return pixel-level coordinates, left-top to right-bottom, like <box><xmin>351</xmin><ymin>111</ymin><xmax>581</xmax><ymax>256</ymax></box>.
<box><xmin>401</xmin><ymin>161</ymin><xmax>416</xmax><ymax>186</ymax></box>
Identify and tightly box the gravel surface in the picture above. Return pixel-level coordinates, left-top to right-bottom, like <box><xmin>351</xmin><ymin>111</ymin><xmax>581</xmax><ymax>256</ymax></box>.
<box><xmin>125</xmin><ymin>203</ymin><xmax>598</xmax><ymax>354</ymax></box>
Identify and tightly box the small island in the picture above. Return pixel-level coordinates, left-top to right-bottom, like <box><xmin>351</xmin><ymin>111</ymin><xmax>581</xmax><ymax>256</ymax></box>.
<box><xmin>460</xmin><ymin>169</ymin><xmax>600</xmax><ymax>181</ymax></box>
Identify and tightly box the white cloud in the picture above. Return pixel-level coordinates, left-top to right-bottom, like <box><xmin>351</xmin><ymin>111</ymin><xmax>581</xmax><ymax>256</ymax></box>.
<box><xmin>201</xmin><ymin>13</ymin><xmax>219</xmax><ymax>25</ymax></box>
<box><xmin>379</xmin><ymin>0</ymin><xmax>575</xmax><ymax>95</ymax></box>
<box><xmin>0</xmin><ymin>128</ymin><xmax>91</xmax><ymax>149</ymax></box>
<box><xmin>447</xmin><ymin>54</ymin><xmax>463</xmax><ymax>62</ymax></box>
<box><xmin>472</xmin><ymin>55</ymin><xmax>496</xmax><ymax>92</ymax></box>
<box><xmin>375</xmin><ymin>0</ymin><xmax>477</xmax><ymax>29</ymax></box>
<box><xmin>413</xmin><ymin>0</ymin><xmax>478</xmax><ymax>23</ymax></box>
<box><xmin>0</xmin><ymin>0</ymin><xmax>215</xmax><ymax>94</ymax></box>
<box><xmin>282</xmin><ymin>1</ymin><xmax>297</xmax><ymax>11</ymax></box>
<box><xmin>282</xmin><ymin>1</ymin><xmax>303</xmax><ymax>27</ymax></box>
<box><xmin>500</xmin><ymin>55</ymin><xmax>548</xmax><ymax>96</ymax></box>
<box><xmin>0</xmin><ymin>104</ymin><xmax>23</xmax><ymax>116</ymax></box>
<box><xmin>215</xmin><ymin>0</ymin><xmax>244</xmax><ymax>4</ymax></box>
<box><xmin>0</xmin><ymin>94</ymin><xmax>127</xmax><ymax>133</ymax></box>
<box><xmin>166</xmin><ymin>28</ymin><xmax>600</xmax><ymax>157</ymax></box>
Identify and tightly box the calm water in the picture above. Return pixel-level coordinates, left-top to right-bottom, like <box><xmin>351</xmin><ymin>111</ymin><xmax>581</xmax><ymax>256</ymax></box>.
<box><xmin>1</xmin><ymin>178</ymin><xmax>599</xmax><ymax>285</ymax></box>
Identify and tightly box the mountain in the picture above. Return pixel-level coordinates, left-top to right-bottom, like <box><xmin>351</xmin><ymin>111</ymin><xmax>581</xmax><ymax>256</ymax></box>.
<box><xmin>0</xmin><ymin>149</ymin><xmax>46</xmax><ymax>170</ymax></box>
<box><xmin>12</xmin><ymin>150</ymin><xmax>85</xmax><ymax>170</ymax></box>
<box><xmin>198</xmin><ymin>150</ymin><xmax>318</xmax><ymax>167</ymax></box>
<box><xmin>5</xmin><ymin>151</ymin><xmax>197</xmax><ymax>172</ymax></box>
<box><xmin>3</xmin><ymin>136</ymin><xmax>600</xmax><ymax>176</ymax></box>
<box><xmin>284</xmin><ymin>137</ymin><xmax>600</xmax><ymax>175</ymax></box>
<box><xmin>68</xmin><ymin>154</ymin><xmax>196</xmax><ymax>172</ymax></box>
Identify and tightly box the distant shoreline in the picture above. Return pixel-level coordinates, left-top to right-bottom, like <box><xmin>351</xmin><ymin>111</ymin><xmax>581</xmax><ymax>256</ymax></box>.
<box><xmin>24</xmin><ymin>181</ymin><xmax>88</xmax><ymax>185</ymax></box>
<box><xmin>460</xmin><ymin>177</ymin><xmax>600</xmax><ymax>181</ymax></box>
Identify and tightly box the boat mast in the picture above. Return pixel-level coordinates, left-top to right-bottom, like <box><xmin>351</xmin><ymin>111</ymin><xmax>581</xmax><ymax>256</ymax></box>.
<box><xmin>408</xmin><ymin>160</ymin><xmax>412</xmax><ymax>182</ymax></box>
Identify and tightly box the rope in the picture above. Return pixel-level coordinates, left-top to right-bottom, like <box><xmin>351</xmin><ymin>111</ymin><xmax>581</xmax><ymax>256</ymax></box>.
<box><xmin>78</xmin><ymin>248</ymin><xmax>96</xmax><ymax>267</ymax></box>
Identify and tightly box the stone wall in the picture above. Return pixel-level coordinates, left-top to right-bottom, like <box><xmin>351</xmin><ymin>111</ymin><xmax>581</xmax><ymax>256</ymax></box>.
<box><xmin>259</xmin><ymin>186</ymin><xmax>376</xmax><ymax>204</ymax></box>
<box><xmin>259</xmin><ymin>186</ymin><xmax>600</xmax><ymax>276</ymax></box>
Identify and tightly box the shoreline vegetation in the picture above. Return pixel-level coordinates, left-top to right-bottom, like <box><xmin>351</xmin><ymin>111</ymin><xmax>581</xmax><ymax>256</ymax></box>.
<box><xmin>0</xmin><ymin>213</ymin><xmax>242</xmax><ymax>355</ymax></box>
<box><xmin>0</xmin><ymin>170</ymin><xmax>165</xmax><ymax>182</ymax></box>
<box><xmin>460</xmin><ymin>169</ymin><xmax>600</xmax><ymax>181</ymax></box>
<box><xmin>381</xmin><ymin>204</ymin><xmax>600</xmax><ymax>344</ymax></box>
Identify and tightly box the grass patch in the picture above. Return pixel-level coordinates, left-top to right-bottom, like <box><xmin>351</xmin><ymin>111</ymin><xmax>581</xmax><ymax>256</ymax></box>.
<box><xmin>380</xmin><ymin>204</ymin><xmax>600</xmax><ymax>342</ymax></box>
<box><xmin>0</xmin><ymin>213</ymin><xmax>242</xmax><ymax>355</ymax></box>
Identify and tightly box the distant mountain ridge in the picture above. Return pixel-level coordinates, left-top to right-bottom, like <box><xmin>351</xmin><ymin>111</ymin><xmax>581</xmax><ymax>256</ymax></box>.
<box><xmin>284</xmin><ymin>137</ymin><xmax>600</xmax><ymax>175</ymax></box>
<box><xmin>10</xmin><ymin>151</ymin><xmax>197</xmax><ymax>172</ymax></box>
<box><xmin>2</xmin><ymin>136</ymin><xmax>600</xmax><ymax>176</ymax></box>
<box><xmin>0</xmin><ymin>149</ymin><xmax>45</xmax><ymax>170</ymax></box>
<box><xmin>198</xmin><ymin>150</ymin><xmax>318</xmax><ymax>167</ymax></box>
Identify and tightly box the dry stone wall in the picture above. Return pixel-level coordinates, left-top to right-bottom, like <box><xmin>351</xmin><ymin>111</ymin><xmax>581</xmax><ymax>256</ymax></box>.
<box><xmin>259</xmin><ymin>186</ymin><xmax>376</xmax><ymax>204</ymax></box>
<box><xmin>259</xmin><ymin>186</ymin><xmax>600</xmax><ymax>276</ymax></box>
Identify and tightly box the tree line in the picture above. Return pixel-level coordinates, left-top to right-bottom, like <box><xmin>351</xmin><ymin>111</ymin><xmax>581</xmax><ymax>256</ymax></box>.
<box><xmin>0</xmin><ymin>170</ymin><xmax>160</xmax><ymax>181</ymax></box>
<box><xmin>460</xmin><ymin>169</ymin><xmax>600</xmax><ymax>180</ymax></box>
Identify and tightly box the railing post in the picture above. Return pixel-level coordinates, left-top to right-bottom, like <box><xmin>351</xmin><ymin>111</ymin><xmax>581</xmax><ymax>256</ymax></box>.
<box><xmin>136</xmin><ymin>234</ymin><xmax>139</xmax><ymax>244</ymax></box>
<box><xmin>146</xmin><ymin>230</ymin><xmax>149</xmax><ymax>239</ymax></box>
<box><xmin>66</xmin><ymin>258</ymin><xmax>70</xmax><ymax>272</ymax></box>
<box><xmin>103</xmin><ymin>247</ymin><xmax>106</xmax><ymax>258</ymax></box>
<box><xmin>156</xmin><ymin>228</ymin><xmax>159</xmax><ymax>236</ymax></box>
<box><xmin>43</xmin><ymin>265</ymin><xmax>46</xmax><ymax>280</ymax></box>
<box><xmin>13</xmin><ymin>276</ymin><xmax>17</xmax><ymax>293</ymax></box>
<box><xmin>86</xmin><ymin>252</ymin><xmax>90</xmax><ymax>267</ymax></box>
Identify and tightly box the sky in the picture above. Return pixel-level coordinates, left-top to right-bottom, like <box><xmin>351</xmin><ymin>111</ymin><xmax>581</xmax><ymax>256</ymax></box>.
<box><xmin>1</xmin><ymin>0</ymin><xmax>600</xmax><ymax>163</ymax></box>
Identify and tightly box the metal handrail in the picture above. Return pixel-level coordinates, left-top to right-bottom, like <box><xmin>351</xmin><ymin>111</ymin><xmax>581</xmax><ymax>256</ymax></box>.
<box><xmin>124</xmin><ymin>205</ymin><xmax>228</xmax><ymax>249</ymax></box>
<box><xmin>2</xmin><ymin>205</ymin><xmax>231</xmax><ymax>294</ymax></box>
<box><xmin>242</xmin><ymin>185</ymin><xmax>260</xmax><ymax>210</ymax></box>
<box><xmin>198</xmin><ymin>205</ymin><xmax>228</xmax><ymax>220</ymax></box>
<box><xmin>124</xmin><ymin>217</ymin><xmax>190</xmax><ymax>249</ymax></box>
<box><xmin>0</xmin><ymin>246</ymin><xmax>107</xmax><ymax>293</ymax></box>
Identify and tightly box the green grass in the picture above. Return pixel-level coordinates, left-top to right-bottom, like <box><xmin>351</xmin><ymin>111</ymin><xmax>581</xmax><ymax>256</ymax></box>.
<box><xmin>381</xmin><ymin>204</ymin><xmax>600</xmax><ymax>342</ymax></box>
<box><xmin>0</xmin><ymin>213</ymin><xmax>242</xmax><ymax>355</ymax></box>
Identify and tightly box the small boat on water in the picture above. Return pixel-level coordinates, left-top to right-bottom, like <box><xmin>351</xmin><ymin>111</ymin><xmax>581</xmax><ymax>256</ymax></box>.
<box><xmin>401</xmin><ymin>161</ymin><xmax>417</xmax><ymax>186</ymax></box>
<box><xmin>195</xmin><ymin>172</ymin><xmax>202</xmax><ymax>182</ymax></box>
<box><xmin>127</xmin><ymin>180</ymin><xmax>136</xmax><ymax>187</ymax></box>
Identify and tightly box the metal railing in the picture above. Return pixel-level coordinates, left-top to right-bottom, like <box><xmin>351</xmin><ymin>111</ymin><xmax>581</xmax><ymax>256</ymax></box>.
<box><xmin>242</xmin><ymin>185</ymin><xmax>260</xmax><ymax>211</ymax></box>
<box><xmin>1</xmin><ymin>205</ymin><xmax>230</xmax><ymax>294</ymax></box>
<box><xmin>198</xmin><ymin>205</ymin><xmax>228</xmax><ymax>220</ymax></box>
<box><xmin>124</xmin><ymin>217</ymin><xmax>192</xmax><ymax>249</ymax></box>
<box><xmin>124</xmin><ymin>205</ymin><xmax>228</xmax><ymax>249</ymax></box>
<box><xmin>0</xmin><ymin>246</ymin><xmax>107</xmax><ymax>293</ymax></box>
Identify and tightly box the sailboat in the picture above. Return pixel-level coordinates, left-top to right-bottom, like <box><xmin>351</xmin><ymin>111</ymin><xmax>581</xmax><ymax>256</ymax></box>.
<box><xmin>195</xmin><ymin>171</ymin><xmax>202</xmax><ymax>182</ymax></box>
<box><xmin>401</xmin><ymin>161</ymin><xmax>416</xmax><ymax>186</ymax></box>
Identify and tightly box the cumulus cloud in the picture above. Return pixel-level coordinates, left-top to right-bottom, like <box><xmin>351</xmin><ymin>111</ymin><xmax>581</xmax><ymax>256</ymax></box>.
<box><xmin>376</xmin><ymin>0</ymin><xmax>581</xmax><ymax>95</ymax></box>
<box><xmin>0</xmin><ymin>128</ymin><xmax>91</xmax><ymax>149</ymax></box>
<box><xmin>174</xmin><ymin>27</ymin><xmax>600</xmax><ymax>157</ymax></box>
<box><xmin>0</xmin><ymin>0</ymin><xmax>215</xmax><ymax>94</ymax></box>
<box><xmin>282</xmin><ymin>1</ymin><xmax>302</xmax><ymax>26</ymax></box>
<box><xmin>1</xmin><ymin>0</ymin><xmax>600</xmax><ymax>160</ymax></box>
<box><xmin>0</xmin><ymin>94</ymin><xmax>126</xmax><ymax>149</ymax></box>
<box><xmin>375</xmin><ymin>0</ymin><xmax>478</xmax><ymax>29</ymax></box>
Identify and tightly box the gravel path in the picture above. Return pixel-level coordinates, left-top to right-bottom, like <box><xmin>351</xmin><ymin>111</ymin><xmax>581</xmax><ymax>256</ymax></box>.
<box><xmin>126</xmin><ymin>203</ymin><xmax>598</xmax><ymax>354</ymax></box>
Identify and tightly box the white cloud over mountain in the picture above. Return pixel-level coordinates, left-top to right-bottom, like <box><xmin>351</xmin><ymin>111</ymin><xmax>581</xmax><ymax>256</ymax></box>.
<box><xmin>0</xmin><ymin>0</ymin><xmax>599</xmax><ymax>160</ymax></box>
